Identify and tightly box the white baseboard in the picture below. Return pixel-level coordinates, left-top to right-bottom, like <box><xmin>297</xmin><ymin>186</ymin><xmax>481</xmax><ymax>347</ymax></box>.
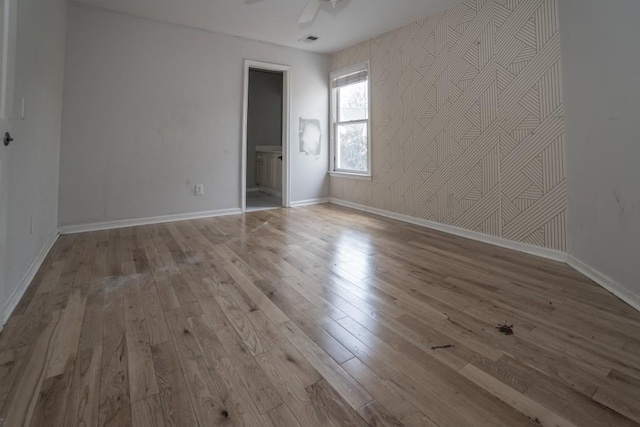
<box><xmin>329</xmin><ymin>198</ymin><xmax>568</xmax><ymax>263</ymax></box>
<box><xmin>47</xmin><ymin>200</ymin><xmax>640</xmax><ymax>317</ymax></box>
<box><xmin>247</xmin><ymin>187</ymin><xmax>259</xmax><ymax>193</ymax></box>
<box><xmin>58</xmin><ymin>208</ymin><xmax>242</xmax><ymax>234</ymax></box>
<box><xmin>329</xmin><ymin>198</ymin><xmax>640</xmax><ymax>313</ymax></box>
<box><xmin>258</xmin><ymin>186</ymin><xmax>282</xmax><ymax>198</ymax></box>
<box><xmin>291</xmin><ymin>198</ymin><xmax>330</xmax><ymax>207</ymax></box>
<box><xmin>2</xmin><ymin>230</ymin><xmax>59</xmax><ymax>327</ymax></box>
<box><xmin>567</xmin><ymin>255</ymin><xmax>640</xmax><ymax>312</ymax></box>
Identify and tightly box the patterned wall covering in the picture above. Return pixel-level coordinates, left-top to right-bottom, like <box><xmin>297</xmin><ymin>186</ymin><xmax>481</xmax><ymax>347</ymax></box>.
<box><xmin>331</xmin><ymin>0</ymin><xmax>567</xmax><ymax>251</ymax></box>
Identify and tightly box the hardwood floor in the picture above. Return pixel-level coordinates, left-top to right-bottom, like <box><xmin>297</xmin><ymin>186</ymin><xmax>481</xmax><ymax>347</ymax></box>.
<box><xmin>246</xmin><ymin>191</ymin><xmax>282</xmax><ymax>212</ymax></box>
<box><xmin>1</xmin><ymin>204</ymin><xmax>640</xmax><ymax>426</ymax></box>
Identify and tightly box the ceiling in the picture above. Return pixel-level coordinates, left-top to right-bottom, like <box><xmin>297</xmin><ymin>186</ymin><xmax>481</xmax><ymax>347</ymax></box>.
<box><xmin>73</xmin><ymin>0</ymin><xmax>464</xmax><ymax>54</ymax></box>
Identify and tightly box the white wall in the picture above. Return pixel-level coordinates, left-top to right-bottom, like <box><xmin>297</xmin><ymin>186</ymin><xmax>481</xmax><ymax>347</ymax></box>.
<box><xmin>247</xmin><ymin>70</ymin><xmax>283</xmax><ymax>190</ymax></box>
<box><xmin>59</xmin><ymin>3</ymin><xmax>330</xmax><ymax>227</ymax></box>
<box><xmin>0</xmin><ymin>0</ymin><xmax>68</xmax><ymax>324</ymax></box>
<box><xmin>559</xmin><ymin>0</ymin><xmax>640</xmax><ymax>301</ymax></box>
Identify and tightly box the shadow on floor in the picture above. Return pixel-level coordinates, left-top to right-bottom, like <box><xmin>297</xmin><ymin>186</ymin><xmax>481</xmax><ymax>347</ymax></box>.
<box><xmin>246</xmin><ymin>191</ymin><xmax>282</xmax><ymax>212</ymax></box>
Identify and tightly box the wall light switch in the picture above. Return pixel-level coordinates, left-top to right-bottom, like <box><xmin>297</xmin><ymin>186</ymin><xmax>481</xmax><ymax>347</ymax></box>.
<box><xmin>195</xmin><ymin>184</ymin><xmax>204</xmax><ymax>195</ymax></box>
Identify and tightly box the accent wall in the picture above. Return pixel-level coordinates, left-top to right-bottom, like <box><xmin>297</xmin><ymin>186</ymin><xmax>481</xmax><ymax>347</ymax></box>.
<box><xmin>330</xmin><ymin>0</ymin><xmax>567</xmax><ymax>252</ymax></box>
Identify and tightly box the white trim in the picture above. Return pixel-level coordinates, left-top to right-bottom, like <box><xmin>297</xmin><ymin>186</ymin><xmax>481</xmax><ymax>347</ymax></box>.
<box><xmin>247</xmin><ymin>187</ymin><xmax>260</xmax><ymax>193</ymax></box>
<box><xmin>258</xmin><ymin>186</ymin><xmax>282</xmax><ymax>198</ymax></box>
<box><xmin>327</xmin><ymin>198</ymin><xmax>640</xmax><ymax>313</ymax></box>
<box><xmin>246</xmin><ymin>206</ymin><xmax>281</xmax><ymax>213</ymax></box>
<box><xmin>291</xmin><ymin>198</ymin><xmax>330</xmax><ymax>207</ymax></box>
<box><xmin>0</xmin><ymin>0</ymin><xmax>17</xmax><ymax>121</ymax></box>
<box><xmin>2</xmin><ymin>230</ymin><xmax>59</xmax><ymax>326</ymax></box>
<box><xmin>329</xmin><ymin>171</ymin><xmax>372</xmax><ymax>180</ymax></box>
<box><xmin>242</xmin><ymin>60</ymin><xmax>291</xmax><ymax>213</ymax></box>
<box><xmin>58</xmin><ymin>208</ymin><xmax>242</xmax><ymax>235</ymax></box>
<box><xmin>567</xmin><ymin>255</ymin><xmax>640</xmax><ymax>313</ymax></box>
<box><xmin>329</xmin><ymin>198</ymin><xmax>568</xmax><ymax>263</ymax></box>
<box><xmin>283</xmin><ymin>67</ymin><xmax>291</xmax><ymax>210</ymax></box>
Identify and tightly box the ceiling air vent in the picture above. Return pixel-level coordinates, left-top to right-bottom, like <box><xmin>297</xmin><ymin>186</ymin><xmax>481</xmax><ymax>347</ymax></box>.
<box><xmin>300</xmin><ymin>35</ymin><xmax>319</xmax><ymax>43</ymax></box>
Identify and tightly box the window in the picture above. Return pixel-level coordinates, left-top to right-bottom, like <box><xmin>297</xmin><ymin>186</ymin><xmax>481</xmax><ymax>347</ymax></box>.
<box><xmin>330</xmin><ymin>61</ymin><xmax>371</xmax><ymax>178</ymax></box>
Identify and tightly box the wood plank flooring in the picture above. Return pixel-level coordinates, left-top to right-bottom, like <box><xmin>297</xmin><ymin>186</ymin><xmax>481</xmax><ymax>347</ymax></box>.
<box><xmin>1</xmin><ymin>204</ymin><xmax>640</xmax><ymax>426</ymax></box>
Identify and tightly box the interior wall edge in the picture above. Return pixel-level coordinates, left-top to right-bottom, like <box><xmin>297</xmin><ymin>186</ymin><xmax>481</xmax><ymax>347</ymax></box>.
<box><xmin>1</xmin><ymin>0</ymin><xmax>69</xmax><ymax>330</ymax></box>
<box><xmin>558</xmin><ymin>0</ymin><xmax>640</xmax><ymax>312</ymax></box>
<box><xmin>329</xmin><ymin>198</ymin><xmax>568</xmax><ymax>262</ymax></box>
<box><xmin>329</xmin><ymin>197</ymin><xmax>640</xmax><ymax>313</ymax></box>
<box><xmin>567</xmin><ymin>255</ymin><xmax>640</xmax><ymax>313</ymax></box>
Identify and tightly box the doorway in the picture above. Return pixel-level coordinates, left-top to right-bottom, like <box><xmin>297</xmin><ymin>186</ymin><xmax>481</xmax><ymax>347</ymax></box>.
<box><xmin>242</xmin><ymin>60</ymin><xmax>290</xmax><ymax>212</ymax></box>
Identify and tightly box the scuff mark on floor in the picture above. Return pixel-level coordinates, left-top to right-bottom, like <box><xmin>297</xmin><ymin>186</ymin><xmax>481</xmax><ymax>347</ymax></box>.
<box><xmin>496</xmin><ymin>324</ymin><xmax>514</xmax><ymax>335</ymax></box>
<box><xmin>431</xmin><ymin>344</ymin><xmax>455</xmax><ymax>351</ymax></box>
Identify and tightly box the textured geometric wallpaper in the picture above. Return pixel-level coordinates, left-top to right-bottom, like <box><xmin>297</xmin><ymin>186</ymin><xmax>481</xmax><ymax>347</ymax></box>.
<box><xmin>331</xmin><ymin>0</ymin><xmax>567</xmax><ymax>251</ymax></box>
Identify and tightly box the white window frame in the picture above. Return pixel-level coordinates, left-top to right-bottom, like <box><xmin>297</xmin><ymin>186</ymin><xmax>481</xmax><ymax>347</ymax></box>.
<box><xmin>329</xmin><ymin>60</ymin><xmax>372</xmax><ymax>180</ymax></box>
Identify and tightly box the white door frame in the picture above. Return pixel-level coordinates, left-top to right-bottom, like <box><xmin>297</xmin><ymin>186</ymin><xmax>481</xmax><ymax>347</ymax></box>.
<box><xmin>0</xmin><ymin>0</ymin><xmax>18</xmax><ymax>331</ymax></box>
<box><xmin>241</xmin><ymin>59</ymin><xmax>291</xmax><ymax>212</ymax></box>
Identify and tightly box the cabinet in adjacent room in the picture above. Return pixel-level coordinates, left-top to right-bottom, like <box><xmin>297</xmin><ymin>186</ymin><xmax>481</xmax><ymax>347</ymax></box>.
<box><xmin>256</xmin><ymin>151</ymin><xmax>282</xmax><ymax>189</ymax></box>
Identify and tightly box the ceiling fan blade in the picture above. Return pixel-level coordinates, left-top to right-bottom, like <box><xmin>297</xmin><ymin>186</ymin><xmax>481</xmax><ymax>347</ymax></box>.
<box><xmin>299</xmin><ymin>0</ymin><xmax>323</xmax><ymax>24</ymax></box>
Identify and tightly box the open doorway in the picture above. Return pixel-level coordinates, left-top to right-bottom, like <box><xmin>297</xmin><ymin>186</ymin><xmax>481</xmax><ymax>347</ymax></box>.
<box><xmin>242</xmin><ymin>61</ymin><xmax>290</xmax><ymax>212</ymax></box>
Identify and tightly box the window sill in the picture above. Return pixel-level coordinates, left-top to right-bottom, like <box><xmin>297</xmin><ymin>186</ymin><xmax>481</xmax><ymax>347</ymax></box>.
<box><xmin>329</xmin><ymin>171</ymin><xmax>372</xmax><ymax>181</ymax></box>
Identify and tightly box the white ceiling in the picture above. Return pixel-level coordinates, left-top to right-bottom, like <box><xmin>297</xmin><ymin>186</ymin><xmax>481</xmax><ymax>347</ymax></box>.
<box><xmin>73</xmin><ymin>0</ymin><xmax>464</xmax><ymax>54</ymax></box>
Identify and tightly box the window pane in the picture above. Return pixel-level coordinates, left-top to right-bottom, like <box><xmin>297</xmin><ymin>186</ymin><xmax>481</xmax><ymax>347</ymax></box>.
<box><xmin>338</xmin><ymin>81</ymin><xmax>368</xmax><ymax>121</ymax></box>
<box><xmin>337</xmin><ymin>122</ymin><xmax>368</xmax><ymax>172</ymax></box>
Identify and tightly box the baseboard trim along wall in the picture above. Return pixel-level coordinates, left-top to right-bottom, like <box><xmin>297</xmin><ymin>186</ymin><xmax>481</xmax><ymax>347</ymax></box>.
<box><xmin>329</xmin><ymin>198</ymin><xmax>569</xmax><ymax>263</ymax></box>
<box><xmin>327</xmin><ymin>198</ymin><xmax>640</xmax><ymax>312</ymax></box>
<box><xmin>6</xmin><ymin>200</ymin><xmax>635</xmax><ymax>330</ymax></box>
<box><xmin>257</xmin><ymin>186</ymin><xmax>282</xmax><ymax>198</ymax></box>
<box><xmin>58</xmin><ymin>208</ymin><xmax>243</xmax><ymax>234</ymax></box>
<box><xmin>2</xmin><ymin>230</ymin><xmax>60</xmax><ymax>327</ymax></box>
<box><xmin>567</xmin><ymin>256</ymin><xmax>640</xmax><ymax>313</ymax></box>
<box><xmin>290</xmin><ymin>198</ymin><xmax>330</xmax><ymax>207</ymax></box>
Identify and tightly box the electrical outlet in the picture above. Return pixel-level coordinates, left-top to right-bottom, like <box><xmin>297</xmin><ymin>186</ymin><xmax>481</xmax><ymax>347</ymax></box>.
<box><xmin>195</xmin><ymin>184</ymin><xmax>204</xmax><ymax>195</ymax></box>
